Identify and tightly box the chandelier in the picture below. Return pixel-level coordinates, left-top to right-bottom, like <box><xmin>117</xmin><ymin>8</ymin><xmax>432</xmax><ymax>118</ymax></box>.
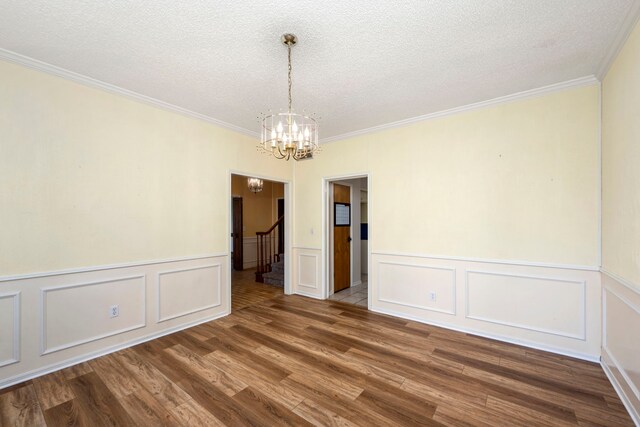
<box><xmin>247</xmin><ymin>177</ymin><xmax>264</xmax><ymax>193</ymax></box>
<box><xmin>259</xmin><ymin>34</ymin><xmax>320</xmax><ymax>161</ymax></box>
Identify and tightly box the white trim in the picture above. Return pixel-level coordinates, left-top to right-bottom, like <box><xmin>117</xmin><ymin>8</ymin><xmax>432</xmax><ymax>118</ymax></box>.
<box><xmin>0</xmin><ymin>292</ymin><xmax>20</xmax><ymax>367</ymax></box>
<box><xmin>596</xmin><ymin>1</ymin><xmax>640</xmax><ymax>79</ymax></box>
<box><xmin>376</xmin><ymin>261</ymin><xmax>456</xmax><ymax>315</ymax></box>
<box><xmin>293</xmin><ymin>290</ymin><xmax>325</xmax><ymax>300</ymax></box>
<box><xmin>156</xmin><ymin>264</ymin><xmax>222</xmax><ymax>323</ymax></box>
<box><xmin>292</xmin><ymin>246</ymin><xmax>322</xmax><ymax>251</ymax></box>
<box><xmin>0</xmin><ymin>253</ymin><xmax>228</xmax><ymax>282</ymax></box>
<box><xmin>370</xmin><ymin>305</ymin><xmax>599</xmax><ymax>363</ymax></box>
<box><xmin>0</xmin><ymin>48</ymin><xmax>258</xmax><ymax>139</ymax></box>
<box><xmin>372</xmin><ymin>251</ymin><xmax>599</xmax><ymax>272</ymax></box>
<box><xmin>298</xmin><ymin>254</ymin><xmax>319</xmax><ymax>290</ymax></box>
<box><xmin>228</xmin><ymin>170</ymin><xmax>293</xmax><ymax>296</ymax></box>
<box><xmin>464</xmin><ymin>269</ymin><xmax>587</xmax><ymax>340</ymax></box>
<box><xmin>40</xmin><ymin>275</ymin><xmax>147</xmax><ymax>355</ymax></box>
<box><xmin>322</xmin><ymin>173</ymin><xmax>371</xmax><ymax>301</ymax></box>
<box><xmin>597</xmin><ymin>82</ymin><xmax>603</xmax><ymax>268</ymax></box>
<box><xmin>601</xmin><ymin>349</ymin><xmax>640</xmax><ymax>425</ymax></box>
<box><xmin>0</xmin><ymin>310</ymin><xmax>229</xmax><ymax>390</ymax></box>
<box><xmin>320</xmin><ymin>76</ymin><xmax>599</xmax><ymax>144</ymax></box>
<box><xmin>602</xmin><ymin>287</ymin><xmax>640</xmax><ymax>401</ymax></box>
<box><xmin>352</xmin><ymin>280</ymin><xmax>363</xmax><ymax>287</ymax></box>
<box><xmin>602</xmin><ymin>269</ymin><xmax>640</xmax><ymax>294</ymax></box>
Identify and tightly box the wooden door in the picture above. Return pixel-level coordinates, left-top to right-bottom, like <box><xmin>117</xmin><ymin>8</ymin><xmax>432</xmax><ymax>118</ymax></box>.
<box><xmin>277</xmin><ymin>198</ymin><xmax>285</xmax><ymax>255</ymax></box>
<box><xmin>333</xmin><ymin>184</ymin><xmax>351</xmax><ymax>292</ymax></box>
<box><xmin>232</xmin><ymin>197</ymin><xmax>243</xmax><ymax>271</ymax></box>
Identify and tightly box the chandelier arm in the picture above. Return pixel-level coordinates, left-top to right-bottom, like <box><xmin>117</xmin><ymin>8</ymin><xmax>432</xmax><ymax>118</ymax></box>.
<box><xmin>274</xmin><ymin>145</ymin><xmax>286</xmax><ymax>159</ymax></box>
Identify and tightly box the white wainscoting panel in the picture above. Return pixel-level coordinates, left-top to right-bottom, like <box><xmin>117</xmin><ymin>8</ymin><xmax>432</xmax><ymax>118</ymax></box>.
<box><xmin>242</xmin><ymin>237</ymin><xmax>257</xmax><ymax>269</ymax></box>
<box><xmin>0</xmin><ymin>292</ymin><xmax>20</xmax><ymax>367</ymax></box>
<box><xmin>41</xmin><ymin>275</ymin><xmax>146</xmax><ymax>355</ymax></box>
<box><xmin>466</xmin><ymin>270</ymin><xmax>586</xmax><ymax>340</ymax></box>
<box><xmin>601</xmin><ymin>271</ymin><xmax>640</xmax><ymax>424</ymax></box>
<box><xmin>370</xmin><ymin>252</ymin><xmax>601</xmax><ymax>360</ymax></box>
<box><xmin>0</xmin><ymin>254</ymin><xmax>229</xmax><ymax>389</ymax></box>
<box><xmin>293</xmin><ymin>247</ymin><xmax>322</xmax><ymax>299</ymax></box>
<box><xmin>378</xmin><ymin>262</ymin><xmax>455</xmax><ymax>315</ymax></box>
<box><xmin>157</xmin><ymin>264</ymin><xmax>221</xmax><ymax>322</ymax></box>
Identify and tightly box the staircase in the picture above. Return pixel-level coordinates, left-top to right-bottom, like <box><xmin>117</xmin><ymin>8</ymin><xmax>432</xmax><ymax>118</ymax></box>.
<box><xmin>255</xmin><ymin>215</ymin><xmax>284</xmax><ymax>283</ymax></box>
<box><xmin>263</xmin><ymin>257</ymin><xmax>284</xmax><ymax>287</ymax></box>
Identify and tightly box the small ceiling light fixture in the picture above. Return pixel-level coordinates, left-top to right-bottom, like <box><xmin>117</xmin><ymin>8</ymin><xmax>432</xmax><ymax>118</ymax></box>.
<box><xmin>259</xmin><ymin>33</ymin><xmax>320</xmax><ymax>161</ymax></box>
<box><xmin>247</xmin><ymin>177</ymin><xmax>264</xmax><ymax>193</ymax></box>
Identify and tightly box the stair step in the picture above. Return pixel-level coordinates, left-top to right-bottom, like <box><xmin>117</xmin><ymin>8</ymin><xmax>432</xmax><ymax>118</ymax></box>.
<box><xmin>262</xmin><ymin>271</ymin><xmax>284</xmax><ymax>288</ymax></box>
<box><xmin>270</xmin><ymin>262</ymin><xmax>284</xmax><ymax>274</ymax></box>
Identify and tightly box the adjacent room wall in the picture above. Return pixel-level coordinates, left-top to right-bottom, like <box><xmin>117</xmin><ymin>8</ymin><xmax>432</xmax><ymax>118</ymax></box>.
<box><xmin>292</xmin><ymin>83</ymin><xmax>602</xmax><ymax>359</ymax></box>
<box><xmin>0</xmin><ymin>59</ymin><xmax>292</xmax><ymax>387</ymax></box>
<box><xmin>231</xmin><ymin>176</ymin><xmax>284</xmax><ymax>236</ymax></box>
<box><xmin>601</xmin><ymin>18</ymin><xmax>640</xmax><ymax>424</ymax></box>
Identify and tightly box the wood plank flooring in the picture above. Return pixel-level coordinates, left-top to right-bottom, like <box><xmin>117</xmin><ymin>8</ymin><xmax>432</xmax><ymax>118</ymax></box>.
<box><xmin>232</xmin><ymin>268</ymin><xmax>283</xmax><ymax>311</ymax></box>
<box><xmin>1</xmin><ymin>294</ymin><xmax>633</xmax><ymax>426</ymax></box>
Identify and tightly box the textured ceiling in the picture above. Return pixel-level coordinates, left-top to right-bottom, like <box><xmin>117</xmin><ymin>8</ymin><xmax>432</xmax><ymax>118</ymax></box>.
<box><xmin>0</xmin><ymin>1</ymin><xmax>636</xmax><ymax>140</ymax></box>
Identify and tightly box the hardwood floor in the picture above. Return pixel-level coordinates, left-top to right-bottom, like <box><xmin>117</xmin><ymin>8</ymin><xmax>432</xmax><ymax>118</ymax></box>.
<box><xmin>1</xmin><ymin>294</ymin><xmax>633</xmax><ymax>426</ymax></box>
<box><xmin>232</xmin><ymin>268</ymin><xmax>282</xmax><ymax>311</ymax></box>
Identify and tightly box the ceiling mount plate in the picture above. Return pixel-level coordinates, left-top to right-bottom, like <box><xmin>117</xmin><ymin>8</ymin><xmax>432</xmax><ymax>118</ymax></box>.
<box><xmin>281</xmin><ymin>33</ymin><xmax>297</xmax><ymax>47</ymax></box>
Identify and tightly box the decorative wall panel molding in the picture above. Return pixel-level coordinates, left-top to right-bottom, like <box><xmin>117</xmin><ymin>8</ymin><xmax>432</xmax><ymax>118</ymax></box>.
<box><xmin>0</xmin><ymin>255</ymin><xmax>228</xmax><ymax>390</ymax></box>
<box><xmin>41</xmin><ymin>275</ymin><xmax>146</xmax><ymax>355</ymax></box>
<box><xmin>0</xmin><ymin>292</ymin><xmax>20</xmax><ymax>367</ymax></box>
<box><xmin>377</xmin><ymin>261</ymin><xmax>456</xmax><ymax>315</ymax></box>
<box><xmin>369</xmin><ymin>252</ymin><xmax>600</xmax><ymax>360</ymax></box>
<box><xmin>293</xmin><ymin>248</ymin><xmax>322</xmax><ymax>299</ymax></box>
<box><xmin>242</xmin><ymin>237</ymin><xmax>258</xmax><ymax>269</ymax></box>
<box><xmin>157</xmin><ymin>264</ymin><xmax>221</xmax><ymax>323</ymax></box>
<box><xmin>465</xmin><ymin>270</ymin><xmax>586</xmax><ymax>340</ymax></box>
<box><xmin>298</xmin><ymin>254</ymin><xmax>319</xmax><ymax>290</ymax></box>
<box><xmin>602</xmin><ymin>272</ymin><xmax>640</xmax><ymax>411</ymax></box>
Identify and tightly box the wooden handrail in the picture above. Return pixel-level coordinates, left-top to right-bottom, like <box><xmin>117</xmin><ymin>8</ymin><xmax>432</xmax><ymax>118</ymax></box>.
<box><xmin>255</xmin><ymin>215</ymin><xmax>285</xmax><ymax>283</ymax></box>
<box><xmin>256</xmin><ymin>215</ymin><xmax>284</xmax><ymax>236</ymax></box>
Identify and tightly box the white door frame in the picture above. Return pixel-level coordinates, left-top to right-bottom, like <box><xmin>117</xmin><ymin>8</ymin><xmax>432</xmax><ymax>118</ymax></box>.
<box><xmin>228</xmin><ymin>171</ymin><xmax>293</xmax><ymax>310</ymax></box>
<box><xmin>322</xmin><ymin>173</ymin><xmax>370</xmax><ymax>307</ymax></box>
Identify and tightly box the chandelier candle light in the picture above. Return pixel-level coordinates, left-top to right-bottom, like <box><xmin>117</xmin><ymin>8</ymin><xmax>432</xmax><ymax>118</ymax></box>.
<box><xmin>259</xmin><ymin>34</ymin><xmax>320</xmax><ymax>161</ymax></box>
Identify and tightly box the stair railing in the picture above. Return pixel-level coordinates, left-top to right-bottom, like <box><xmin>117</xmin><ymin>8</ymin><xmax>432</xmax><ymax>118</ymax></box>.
<box><xmin>255</xmin><ymin>215</ymin><xmax>284</xmax><ymax>283</ymax></box>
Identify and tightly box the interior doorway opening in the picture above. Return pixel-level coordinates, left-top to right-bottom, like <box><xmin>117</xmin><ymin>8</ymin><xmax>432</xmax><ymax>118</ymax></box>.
<box><xmin>230</xmin><ymin>173</ymin><xmax>287</xmax><ymax>311</ymax></box>
<box><xmin>325</xmin><ymin>176</ymin><xmax>369</xmax><ymax>308</ymax></box>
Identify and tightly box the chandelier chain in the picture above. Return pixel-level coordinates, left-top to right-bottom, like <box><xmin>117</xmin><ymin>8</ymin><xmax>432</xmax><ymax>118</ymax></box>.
<box><xmin>287</xmin><ymin>42</ymin><xmax>292</xmax><ymax>111</ymax></box>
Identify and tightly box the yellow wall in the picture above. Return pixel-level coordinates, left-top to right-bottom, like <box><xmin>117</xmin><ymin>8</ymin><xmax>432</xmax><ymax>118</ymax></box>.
<box><xmin>294</xmin><ymin>84</ymin><xmax>600</xmax><ymax>266</ymax></box>
<box><xmin>231</xmin><ymin>175</ymin><xmax>284</xmax><ymax>236</ymax></box>
<box><xmin>0</xmin><ymin>60</ymin><xmax>292</xmax><ymax>275</ymax></box>
<box><xmin>602</xmin><ymin>20</ymin><xmax>640</xmax><ymax>289</ymax></box>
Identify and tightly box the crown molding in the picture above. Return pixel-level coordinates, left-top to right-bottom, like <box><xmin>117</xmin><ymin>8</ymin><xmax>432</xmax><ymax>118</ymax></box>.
<box><xmin>0</xmin><ymin>48</ymin><xmax>260</xmax><ymax>139</ymax></box>
<box><xmin>0</xmin><ymin>47</ymin><xmax>603</xmax><ymax>146</ymax></box>
<box><xmin>320</xmin><ymin>75</ymin><xmax>600</xmax><ymax>144</ymax></box>
<box><xmin>596</xmin><ymin>0</ymin><xmax>640</xmax><ymax>80</ymax></box>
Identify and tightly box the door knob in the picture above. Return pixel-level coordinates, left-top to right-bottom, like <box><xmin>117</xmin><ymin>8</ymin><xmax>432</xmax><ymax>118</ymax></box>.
<box><xmin>347</xmin><ymin>237</ymin><xmax>352</xmax><ymax>242</ymax></box>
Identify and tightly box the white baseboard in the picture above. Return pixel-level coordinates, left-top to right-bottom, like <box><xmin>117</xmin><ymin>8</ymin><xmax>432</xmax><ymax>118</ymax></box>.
<box><xmin>371</xmin><ymin>305</ymin><xmax>599</xmax><ymax>363</ymax></box>
<box><xmin>601</xmin><ymin>349</ymin><xmax>640</xmax><ymax>426</ymax></box>
<box><xmin>0</xmin><ymin>310</ymin><xmax>228</xmax><ymax>389</ymax></box>
<box><xmin>293</xmin><ymin>290</ymin><xmax>325</xmax><ymax>300</ymax></box>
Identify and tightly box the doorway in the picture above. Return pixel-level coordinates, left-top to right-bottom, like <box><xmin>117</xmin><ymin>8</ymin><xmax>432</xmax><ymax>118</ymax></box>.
<box><xmin>230</xmin><ymin>173</ymin><xmax>290</xmax><ymax>311</ymax></box>
<box><xmin>325</xmin><ymin>175</ymin><xmax>369</xmax><ymax>307</ymax></box>
<box><xmin>232</xmin><ymin>197</ymin><xmax>243</xmax><ymax>271</ymax></box>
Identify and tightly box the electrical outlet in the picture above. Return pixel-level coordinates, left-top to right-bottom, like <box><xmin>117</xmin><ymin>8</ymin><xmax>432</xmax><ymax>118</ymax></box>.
<box><xmin>109</xmin><ymin>305</ymin><xmax>119</xmax><ymax>318</ymax></box>
<box><xmin>429</xmin><ymin>292</ymin><xmax>437</xmax><ymax>302</ymax></box>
